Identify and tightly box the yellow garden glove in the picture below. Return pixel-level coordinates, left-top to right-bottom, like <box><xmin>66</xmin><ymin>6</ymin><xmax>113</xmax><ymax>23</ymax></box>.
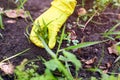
<box><xmin>30</xmin><ymin>0</ymin><xmax>77</xmax><ymax>49</ymax></box>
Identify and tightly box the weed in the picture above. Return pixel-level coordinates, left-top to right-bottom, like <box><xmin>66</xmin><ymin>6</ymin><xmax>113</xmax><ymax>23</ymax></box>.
<box><xmin>35</xmin><ymin>24</ymin><xmax>103</xmax><ymax>79</ymax></box>
<box><xmin>102</xmin><ymin>22</ymin><xmax>120</xmax><ymax>40</ymax></box>
<box><xmin>0</xmin><ymin>8</ymin><xmax>4</xmax><ymax>29</ymax></box>
<box><xmin>93</xmin><ymin>0</ymin><xmax>111</xmax><ymax>12</ymax></box>
<box><xmin>14</xmin><ymin>0</ymin><xmax>28</xmax><ymax>9</ymax></box>
<box><xmin>14</xmin><ymin>24</ymin><xmax>103</xmax><ymax>80</ymax></box>
<box><xmin>34</xmin><ymin>19</ymin><xmax>54</xmax><ymax>44</ymax></box>
<box><xmin>88</xmin><ymin>68</ymin><xmax>119</xmax><ymax>80</ymax></box>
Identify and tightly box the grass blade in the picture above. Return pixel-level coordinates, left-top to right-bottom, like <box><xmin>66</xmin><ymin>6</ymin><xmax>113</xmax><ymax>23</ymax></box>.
<box><xmin>56</xmin><ymin>25</ymin><xmax>66</xmax><ymax>56</ymax></box>
<box><xmin>0</xmin><ymin>14</ymin><xmax>4</xmax><ymax>29</ymax></box>
<box><xmin>1</xmin><ymin>48</ymin><xmax>30</xmax><ymax>63</ymax></box>
<box><xmin>64</xmin><ymin>41</ymin><xmax>101</xmax><ymax>50</ymax></box>
<box><xmin>37</xmin><ymin>35</ymin><xmax>56</xmax><ymax>59</ymax></box>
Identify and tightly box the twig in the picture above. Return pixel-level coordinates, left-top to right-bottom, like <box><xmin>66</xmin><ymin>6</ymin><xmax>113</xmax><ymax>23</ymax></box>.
<box><xmin>83</xmin><ymin>12</ymin><xmax>97</xmax><ymax>31</ymax></box>
<box><xmin>101</xmin><ymin>12</ymin><xmax>120</xmax><ymax>16</ymax></box>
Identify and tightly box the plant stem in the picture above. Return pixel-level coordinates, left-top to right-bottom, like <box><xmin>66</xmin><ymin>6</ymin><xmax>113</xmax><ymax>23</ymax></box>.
<box><xmin>0</xmin><ymin>48</ymin><xmax>30</xmax><ymax>63</ymax></box>
<box><xmin>38</xmin><ymin>35</ymin><xmax>57</xmax><ymax>59</ymax></box>
<box><xmin>83</xmin><ymin>11</ymin><xmax>97</xmax><ymax>31</ymax></box>
<box><xmin>55</xmin><ymin>59</ymin><xmax>74</xmax><ymax>80</ymax></box>
<box><xmin>56</xmin><ymin>25</ymin><xmax>66</xmax><ymax>56</ymax></box>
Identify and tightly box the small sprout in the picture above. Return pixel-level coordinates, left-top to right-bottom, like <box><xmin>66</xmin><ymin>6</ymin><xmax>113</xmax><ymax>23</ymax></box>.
<box><xmin>72</xmin><ymin>40</ymin><xmax>79</xmax><ymax>45</ymax></box>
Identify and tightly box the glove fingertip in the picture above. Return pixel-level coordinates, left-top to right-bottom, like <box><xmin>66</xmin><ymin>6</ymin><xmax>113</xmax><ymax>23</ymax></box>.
<box><xmin>30</xmin><ymin>33</ymin><xmax>44</xmax><ymax>48</ymax></box>
<box><xmin>48</xmin><ymin>38</ymin><xmax>56</xmax><ymax>49</ymax></box>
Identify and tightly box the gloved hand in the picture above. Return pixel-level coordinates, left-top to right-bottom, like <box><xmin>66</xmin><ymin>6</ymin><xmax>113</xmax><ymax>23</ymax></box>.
<box><xmin>30</xmin><ymin>0</ymin><xmax>77</xmax><ymax>49</ymax></box>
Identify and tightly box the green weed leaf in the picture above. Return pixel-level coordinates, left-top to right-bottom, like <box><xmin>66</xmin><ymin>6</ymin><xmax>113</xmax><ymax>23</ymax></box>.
<box><xmin>91</xmin><ymin>77</ymin><xmax>97</xmax><ymax>80</ymax></box>
<box><xmin>101</xmin><ymin>74</ymin><xmax>118</xmax><ymax>80</ymax></box>
<box><xmin>44</xmin><ymin>59</ymin><xmax>58</xmax><ymax>71</ymax></box>
<box><xmin>62</xmin><ymin>50</ymin><xmax>81</xmax><ymax>71</ymax></box>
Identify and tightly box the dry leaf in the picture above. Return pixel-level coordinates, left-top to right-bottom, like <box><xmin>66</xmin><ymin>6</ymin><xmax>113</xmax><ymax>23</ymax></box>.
<box><xmin>0</xmin><ymin>62</ymin><xmax>14</xmax><ymax>74</ymax></box>
<box><xmin>6</xmin><ymin>20</ymin><xmax>16</xmax><ymax>24</ymax></box>
<box><xmin>17</xmin><ymin>9</ymin><xmax>28</xmax><ymax>18</ymax></box>
<box><xmin>81</xmin><ymin>58</ymin><xmax>86</xmax><ymax>62</ymax></box>
<box><xmin>68</xmin><ymin>30</ymin><xmax>77</xmax><ymax>40</ymax></box>
<box><xmin>85</xmin><ymin>56</ymin><xmax>97</xmax><ymax>65</ymax></box>
<box><xmin>118</xmin><ymin>14</ymin><xmax>120</xmax><ymax>20</ymax></box>
<box><xmin>106</xmin><ymin>62</ymin><xmax>111</xmax><ymax>68</ymax></box>
<box><xmin>84</xmin><ymin>65</ymin><xmax>92</xmax><ymax>68</ymax></box>
<box><xmin>102</xmin><ymin>69</ymin><xmax>108</xmax><ymax>74</ymax></box>
<box><xmin>99</xmin><ymin>66</ymin><xmax>107</xmax><ymax>69</ymax></box>
<box><xmin>108</xmin><ymin>44</ymin><xmax>119</xmax><ymax>55</ymax></box>
<box><xmin>5</xmin><ymin>9</ymin><xmax>28</xmax><ymax>18</ymax></box>
<box><xmin>77</xmin><ymin>8</ymin><xmax>87</xmax><ymax>16</ymax></box>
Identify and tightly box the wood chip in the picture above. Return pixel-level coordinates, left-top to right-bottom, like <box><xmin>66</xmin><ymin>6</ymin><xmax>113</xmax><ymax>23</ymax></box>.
<box><xmin>85</xmin><ymin>56</ymin><xmax>97</xmax><ymax>65</ymax></box>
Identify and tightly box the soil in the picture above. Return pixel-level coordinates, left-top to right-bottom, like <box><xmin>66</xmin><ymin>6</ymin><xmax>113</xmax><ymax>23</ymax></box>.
<box><xmin>0</xmin><ymin>0</ymin><xmax>120</xmax><ymax>80</ymax></box>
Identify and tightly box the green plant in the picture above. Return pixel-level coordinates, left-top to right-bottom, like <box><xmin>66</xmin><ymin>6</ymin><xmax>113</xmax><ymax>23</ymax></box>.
<box><xmin>61</xmin><ymin>32</ymin><xmax>79</xmax><ymax>46</ymax></box>
<box><xmin>15</xmin><ymin>24</ymin><xmax>103</xmax><ymax>80</ymax></box>
<box><xmin>35</xmin><ymin>24</ymin><xmax>104</xmax><ymax>79</ymax></box>
<box><xmin>102</xmin><ymin>22</ymin><xmax>120</xmax><ymax>40</ymax></box>
<box><xmin>112</xmin><ymin>0</ymin><xmax>120</xmax><ymax>7</ymax></box>
<box><xmin>0</xmin><ymin>76</ymin><xmax>3</xmax><ymax>80</ymax></box>
<box><xmin>35</xmin><ymin>19</ymin><xmax>53</xmax><ymax>44</ymax></box>
<box><xmin>88</xmin><ymin>68</ymin><xmax>119</xmax><ymax>80</ymax></box>
<box><xmin>102</xmin><ymin>22</ymin><xmax>120</xmax><ymax>63</ymax></box>
<box><xmin>36</xmin><ymin>26</ymin><xmax>81</xmax><ymax>80</ymax></box>
<box><xmin>14</xmin><ymin>0</ymin><xmax>28</xmax><ymax>9</ymax></box>
<box><xmin>0</xmin><ymin>8</ymin><xmax>4</xmax><ymax>29</ymax></box>
<box><xmin>93</xmin><ymin>0</ymin><xmax>111</xmax><ymax>12</ymax></box>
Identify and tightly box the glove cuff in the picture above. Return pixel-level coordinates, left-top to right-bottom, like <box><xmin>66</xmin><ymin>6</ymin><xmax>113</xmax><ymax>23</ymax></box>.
<box><xmin>51</xmin><ymin>0</ymin><xmax>77</xmax><ymax>15</ymax></box>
